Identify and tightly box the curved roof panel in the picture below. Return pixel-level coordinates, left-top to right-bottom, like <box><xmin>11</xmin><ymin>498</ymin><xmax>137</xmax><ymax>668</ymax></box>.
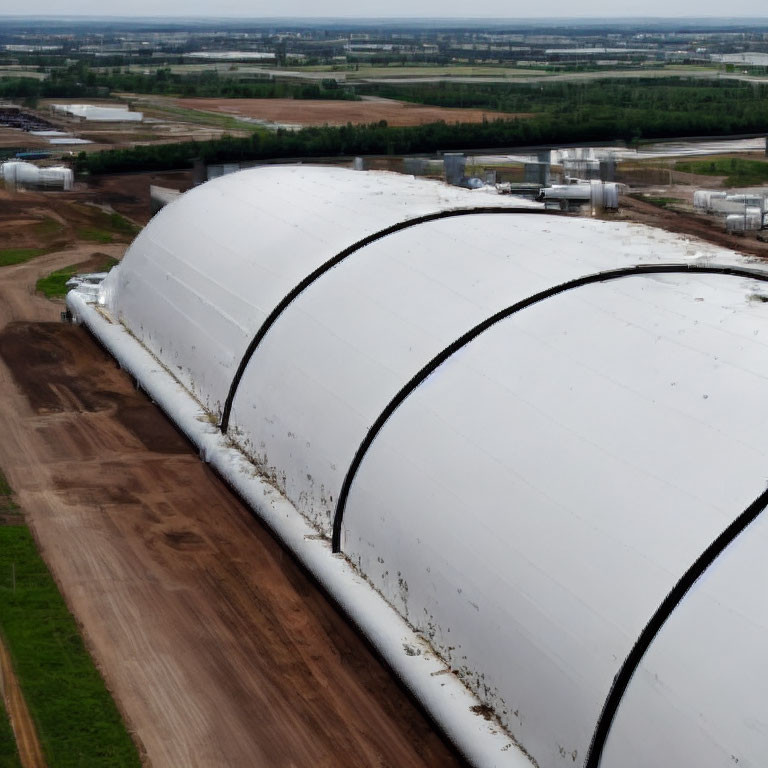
<box><xmin>601</xmin><ymin>508</ymin><xmax>768</xmax><ymax>768</ymax></box>
<box><xmin>102</xmin><ymin>165</ymin><xmax>534</xmax><ymax>414</ymax></box>
<box><xmin>228</xmin><ymin>212</ymin><xmax>753</xmax><ymax>535</ymax></box>
<box><xmin>96</xmin><ymin>166</ymin><xmax>768</xmax><ymax>768</ymax></box>
<box><xmin>341</xmin><ymin>272</ymin><xmax>768</xmax><ymax>767</ymax></box>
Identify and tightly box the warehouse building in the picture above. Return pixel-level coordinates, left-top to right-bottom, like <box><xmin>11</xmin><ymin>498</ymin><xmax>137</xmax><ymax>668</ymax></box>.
<box><xmin>69</xmin><ymin>166</ymin><xmax>768</xmax><ymax>768</ymax></box>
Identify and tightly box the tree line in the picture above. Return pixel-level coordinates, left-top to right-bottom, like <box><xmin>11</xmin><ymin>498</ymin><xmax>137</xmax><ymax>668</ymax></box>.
<box><xmin>75</xmin><ymin>102</ymin><xmax>768</xmax><ymax>176</ymax></box>
<box><xmin>0</xmin><ymin>64</ymin><xmax>356</xmax><ymax>105</ymax></box>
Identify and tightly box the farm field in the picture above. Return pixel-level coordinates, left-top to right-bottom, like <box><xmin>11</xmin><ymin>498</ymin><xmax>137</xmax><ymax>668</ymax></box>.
<box><xmin>0</xmin><ymin>126</ymin><xmax>49</xmax><ymax>149</ymax></box>
<box><xmin>174</xmin><ymin>96</ymin><xmax>530</xmax><ymax>126</ymax></box>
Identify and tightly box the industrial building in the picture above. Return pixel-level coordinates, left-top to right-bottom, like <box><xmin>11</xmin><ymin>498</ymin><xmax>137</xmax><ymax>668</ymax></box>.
<box><xmin>51</xmin><ymin>103</ymin><xmax>143</xmax><ymax>122</ymax></box>
<box><xmin>69</xmin><ymin>166</ymin><xmax>768</xmax><ymax>768</ymax></box>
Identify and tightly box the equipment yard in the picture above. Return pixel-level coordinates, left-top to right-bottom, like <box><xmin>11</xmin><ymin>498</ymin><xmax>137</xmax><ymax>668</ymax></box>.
<box><xmin>0</xmin><ymin>183</ymin><xmax>464</xmax><ymax>767</ymax></box>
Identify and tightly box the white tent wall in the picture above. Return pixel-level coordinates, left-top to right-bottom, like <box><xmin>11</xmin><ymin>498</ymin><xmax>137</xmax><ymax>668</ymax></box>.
<box><xmin>101</xmin><ymin>166</ymin><xmax>537</xmax><ymax>417</ymax></box>
<box><xmin>342</xmin><ymin>273</ymin><xmax>768</xmax><ymax>767</ymax></box>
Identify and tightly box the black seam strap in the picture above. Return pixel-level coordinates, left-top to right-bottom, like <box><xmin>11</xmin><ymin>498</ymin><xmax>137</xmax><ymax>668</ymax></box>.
<box><xmin>585</xmin><ymin>483</ymin><xmax>768</xmax><ymax>767</ymax></box>
<box><xmin>219</xmin><ymin>206</ymin><xmax>554</xmax><ymax>432</ymax></box>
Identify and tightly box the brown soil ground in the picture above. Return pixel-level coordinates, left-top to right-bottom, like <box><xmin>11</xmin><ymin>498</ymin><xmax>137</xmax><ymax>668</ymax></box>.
<box><xmin>0</xmin><ymin>127</ymin><xmax>48</xmax><ymax>149</ymax></box>
<box><xmin>614</xmin><ymin>193</ymin><xmax>768</xmax><ymax>260</ymax></box>
<box><xmin>0</xmin><ymin>638</ymin><xmax>46</xmax><ymax>768</ymax></box>
<box><xmin>73</xmin><ymin>171</ymin><xmax>194</xmax><ymax>226</ymax></box>
<box><xmin>175</xmin><ymin>97</ymin><xmax>531</xmax><ymax>127</ymax></box>
<box><xmin>0</xmin><ymin>235</ymin><xmax>465</xmax><ymax>766</ymax></box>
<box><xmin>0</xmin><ymin>172</ymin><xmax>192</xmax><ymax>238</ymax></box>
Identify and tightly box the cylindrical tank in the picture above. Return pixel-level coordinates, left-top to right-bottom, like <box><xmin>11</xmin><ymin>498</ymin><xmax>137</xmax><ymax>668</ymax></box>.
<box><xmin>38</xmin><ymin>167</ymin><xmax>73</xmax><ymax>190</ymax></box>
<box><xmin>694</xmin><ymin>190</ymin><xmax>714</xmax><ymax>210</ymax></box>
<box><xmin>2</xmin><ymin>161</ymin><xmax>38</xmax><ymax>185</ymax></box>
<box><xmin>726</xmin><ymin>208</ymin><xmax>762</xmax><ymax>232</ymax></box>
<box><xmin>1</xmin><ymin>161</ymin><xmax>72</xmax><ymax>190</ymax></box>
<box><xmin>707</xmin><ymin>191</ymin><xmax>727</xmax><ymax>211</ymax></box>
<box><xmin>542</xmin><ymin>184</ymin><xmax>592</xmax><ymax>200</ymax></box>
<box><xmin>444</xmin><ymin>153</ymin><xmax>466</xmax><ymax>186</ymax></box>
<box><xmin>603</xmin><ymin>182</ymin><xmax>620</xmax><ymax>210</ymax></box>
<box><xmin>727</xmin><ymin>194</ymin><xmax>764</xmax><ymax>211</ymax></box>
<box><xmin>590</xmin><ymin>179</ymin><xmax>604</xmax><ymax>210</ymax></box>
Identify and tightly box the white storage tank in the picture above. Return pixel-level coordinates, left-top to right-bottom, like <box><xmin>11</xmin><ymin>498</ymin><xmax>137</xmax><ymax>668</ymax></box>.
<box><xmin>38</xmin><ymin>166</ymin><xmax>73</xmax><ymax>190</ymax></box>
<box><xmin>602</xmin><ymin>182</ymin><xmax>620</xmax><ymax>210</ymax></box>
<box><xmin>727</xmin><ymin>193</ymin><xmax>762</xmax><ymax>206</ymax></box>
<box><xmin>712</xmin><ymin>196</ymin><xmax>761</xmax><ymax>216</ymax></box>
<box><xmin>693</xmin><ymin>190</ymin><xmax>726</xmax><ymax>211</ymax></box>
<box><xmin>726</xmin><ymin>207</ymin><xmax>762</xmax><ymax>232</ymax></box>
<box><xmin>1</xmin><ymin>161</ymin><xmax>73</xmax><ymax>190</ymax></box>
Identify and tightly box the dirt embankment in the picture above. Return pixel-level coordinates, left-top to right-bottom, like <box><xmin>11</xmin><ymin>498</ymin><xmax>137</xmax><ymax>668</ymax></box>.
<box><xmin>617</xmin><ymin>194</ymin><xmax>768</xmax><ymax>260</ymax></box>
<box><xmin>0</xmin><ymin>244</ymin><xmax>464</xmax><ymax>767</ymax></box>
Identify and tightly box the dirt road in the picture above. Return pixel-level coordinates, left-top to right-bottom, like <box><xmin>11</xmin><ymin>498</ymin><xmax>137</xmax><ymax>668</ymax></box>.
<box><xmin>0</xmin><ymin>248</ymin><xmax>464</xmax><ymax>766</ymax></box>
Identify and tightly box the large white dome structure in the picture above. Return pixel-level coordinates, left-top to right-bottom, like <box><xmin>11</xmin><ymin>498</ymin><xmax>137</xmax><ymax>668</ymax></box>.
<box><xmin>70</xmin><ymin>166</ymin><xmax>768</xmax><ymax>768</ymax></box>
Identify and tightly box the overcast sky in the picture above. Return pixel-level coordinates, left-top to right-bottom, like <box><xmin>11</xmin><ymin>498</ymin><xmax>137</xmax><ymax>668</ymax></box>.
<box><xmin>0</xmin><ymin>1</ymin><xmax>766</xmax><ymax>18</ymax></box>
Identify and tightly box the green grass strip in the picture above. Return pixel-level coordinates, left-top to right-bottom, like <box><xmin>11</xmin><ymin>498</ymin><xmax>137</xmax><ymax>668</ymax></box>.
<box><xmin>0</xmin><ymin>695</ymin><xmax>22</xmax><ymax>768</ymax></box>
<box><xmin>36</xmin><ymin>257</ymin><xmax>118</xmax><ymax>299</ymax></box>
<box><xmin>0</xmin><ymin>249</ymin><xmax>48</xmax><ymax>268</ymax></box>
<box><xmin>106</xmin><ymin>213</ymin><xmax>140</xmax><ymax>237</ymax></box>
<box><xmin>640</xmin><ymin>195</ymin><xmax>682</xmax><ymax>209</ymax></box>
<box><xmin>676</xmin><ymin>157</ymin><xmax>768</xmax><ymax>187</ymax></box>
<box><xmin>0</xmin><ymin>522</ymin><xmax>141</xmax><ymax>767</ymax></box>
<box><xmin>75</xmin><ymin>228</ymin><xmax>114</xmax><ymax>244</ymax></box>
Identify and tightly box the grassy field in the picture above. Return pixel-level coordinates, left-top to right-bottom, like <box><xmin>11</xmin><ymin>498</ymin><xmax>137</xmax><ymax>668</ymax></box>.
<box><xmin>0</xmin><ymin>695</ymin><xmax>22</xmax><ymax>768</ymax></box>
<box><xmin>0</xmin><ymin>472</ymin><xmax>21</xmax><ymax>767</ymax></box>
<box><xmin>129</xmin><ymin>98</ymin><xmax>260</xmax><ymax>133</ymax></box>
<box><xmin>32</xmin><ymin>218</ymin><xmax>65</xmax><ymax>239</ymax></box>
<box><xmin>0</xmin><ymin>526</ymin><xmax>143</xmax><ymax>766</ymax></box>
<box><xmin>638</xmin><ymin>195</ymin><xmax>685</xmax><ymax>209</ymax></box>
<box><xmin>75</xmin><ymin>228</ymin><xmax>115</xmax><ymax>244</ymax></box>
<box><xmin>73</xmin><ymin>208</ymin><xmax>141</xmax><ymax>246</ymax></box>
<box><xmin>675</xmin><ymin>157</ymin><xmax>768</xmax><ymax>186</ymax></box>
<box><xmin>36</xmin><ymin>255</ymin><xmax>118</xmax><ymax>298</ymax></box>
<box><xmin>0</xmin><ymin>249</ymin><xmax>49</xmax><ymax>268</ymax></box>
<box><xmin>0</xmin><ymin>472</ymin><xmax>141</xmax><ymax>768</ymax></box>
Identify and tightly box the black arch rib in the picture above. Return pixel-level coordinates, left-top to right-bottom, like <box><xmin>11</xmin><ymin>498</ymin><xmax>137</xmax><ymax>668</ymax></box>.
<box><xmin>219</xmin><ymin>206</ymin><xmax>553</xmax><ymax>432</ymax></box>
<box><xmin>332</xmin><ymin>262</ymin><xmax>768</xmax><ymax>550</ymax></box>
<box><xmin>584</xmin><ymin>484</ymin><xmax>768</xmax><ymax>768</ymax></box>
<box><xmin>329</xmin><ymin>260</ymin><xmax>768</xmax><ymax>768</ymax></box>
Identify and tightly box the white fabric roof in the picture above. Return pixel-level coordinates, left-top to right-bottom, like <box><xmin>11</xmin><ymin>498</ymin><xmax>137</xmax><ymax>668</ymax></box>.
<box><xmin>345</xmin><ymin>271</ymin><xmax>768</xmax><ymax>767</ymax></box>
<box><xmin>102</xmin><ymin>165</ymin><xmax>537</xmax><ymax>415</ymax></box>
<box><xmin>100</xmin><ymin>166</ymin><xmax>768</xmax><ymax>768</ymax></box>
